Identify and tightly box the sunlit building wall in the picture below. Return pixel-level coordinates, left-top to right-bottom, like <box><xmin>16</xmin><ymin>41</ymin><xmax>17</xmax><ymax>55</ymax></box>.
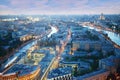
<box><xmin>0</xmin><ymin>67</ymin><xmax>40</xmax><ymax>80</ymax></box>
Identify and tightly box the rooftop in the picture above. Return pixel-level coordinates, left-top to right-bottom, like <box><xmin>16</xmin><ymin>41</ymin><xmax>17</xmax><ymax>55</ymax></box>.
<box><xmin>100</xmin><ymin>55</ymin><xmax>120</xmax><ymax>67</ymax></box>
<box><xmin>4</xmin><ymin>64</ymin><xmax>38</xmax><ymax>76</ymax></box>
<box><xmin>77</xmin><ymin>69</ymin><xmax>108</xmax><ymax>80</ymax></box>
<box><xmin>48</xmin><ymin>67</ymin><xmax>72</xmax><ymax>79</ymax></box>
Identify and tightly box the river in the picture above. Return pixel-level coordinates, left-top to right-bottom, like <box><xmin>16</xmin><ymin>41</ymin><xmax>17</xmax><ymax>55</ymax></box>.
<box><xmin>47</xmin><ymin>25</ymin><xmax>58</xmax><ymax>38</ymax></box>
<box><xmin>83</xmin><ymin>25</ymin><xmax>120</xmax><ymax>46</ymax></box>
<box><xmin>104</xmin><ymin>31</ymin><xmax>120</xmax><ymax>46</ymax></box>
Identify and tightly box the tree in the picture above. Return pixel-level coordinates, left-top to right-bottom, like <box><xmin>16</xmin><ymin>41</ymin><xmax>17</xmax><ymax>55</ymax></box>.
<box><xmin>106</xmin><ymin>73</ymin><xmax>116</xmax><ymax>80</ymax></box>
<box><xmin>90</xmin><ymin>60</ymin><xmax>98</xmax><ymax>71</ymax></box>
<box><xmin>72</xmin><ymin>65</ymin><xmax>78</xmax><ymax>77</ymax></box>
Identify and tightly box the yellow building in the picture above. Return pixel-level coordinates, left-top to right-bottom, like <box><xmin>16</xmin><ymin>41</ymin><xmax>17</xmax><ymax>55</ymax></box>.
<box><xmin>0</xmin><ymin>64</ymin><xmax>40</xmax><ymax>80</ymax></box>
<box><xmin>20</xmin><ymin>34</ymin><xmax>33</xmax><ymax>41</ymax></box>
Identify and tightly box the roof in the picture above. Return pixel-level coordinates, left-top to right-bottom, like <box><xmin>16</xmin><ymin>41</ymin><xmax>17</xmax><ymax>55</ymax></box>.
<box><xmin>77</xmin><ymin>69</ymin><xmax>108</xmax><ymax>80</ymax></box>
<box><xmin>100</xmin><ymin>55</ymin><xmax>120</xmax><ymax>66</ymax></box>
<box><xmin>48</xmin><ymin>67</ymin><xmax>72</xmax><ymax>79</ymax></box>
<box><xmin>4</xmin><ymin>64</ymin><xmax>38</xmax><ymax>76</ymax></box>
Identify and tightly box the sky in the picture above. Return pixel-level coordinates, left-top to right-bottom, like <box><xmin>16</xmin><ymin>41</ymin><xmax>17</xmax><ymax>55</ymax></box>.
<box><xmin>0</xmin><ymin>0</ymin><xmax>120</xmax><ymax>15</ymax></box>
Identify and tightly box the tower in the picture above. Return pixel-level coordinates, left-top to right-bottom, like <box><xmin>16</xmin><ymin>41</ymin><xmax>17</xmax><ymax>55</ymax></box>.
<box><xmin>99</xmin><ymin>13</ymin><xmax>105</xmax><ymax>20</ymax></box>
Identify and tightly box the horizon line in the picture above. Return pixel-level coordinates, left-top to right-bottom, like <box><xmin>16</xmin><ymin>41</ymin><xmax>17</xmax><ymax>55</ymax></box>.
<box><xmin>0</xmin><ymin>13</ymin><xmax>120</xmax><ymax>16</ymax></box>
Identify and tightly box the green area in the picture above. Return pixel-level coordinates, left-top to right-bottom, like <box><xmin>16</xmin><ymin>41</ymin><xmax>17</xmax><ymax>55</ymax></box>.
<box><xmin>72</xmin><ymin>64</ymin><xmax>92</xmax><ymax>76</ymax></box>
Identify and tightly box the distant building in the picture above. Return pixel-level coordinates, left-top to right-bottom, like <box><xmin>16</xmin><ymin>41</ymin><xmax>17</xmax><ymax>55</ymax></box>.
<box><xmin>73</xmin><ymin>51</ymin><xmax>88</xmax><ymax>57</ymax></box>
<box><xmin>0</xmin><ymin>30</ymin><xmax>8</xmax><ymax>39</ymax></box>
<box><xmin>19</xmin><ymin>34</ymin><xmax>33</xmax><ymax>41</ymax></box>
<box><xmin>12</xmin><ymin>32</ymin><xmax>17</xmax><ymax>39</ymax></box>
<box><xmin>72</xmin><ymin>41</ymin><xmax>101</xmax><ymax>51</ymax></box>
<box><xmin>99</xmin><ymin>13</ymin><xmax>105</xmax><ymax>20</ymax></box>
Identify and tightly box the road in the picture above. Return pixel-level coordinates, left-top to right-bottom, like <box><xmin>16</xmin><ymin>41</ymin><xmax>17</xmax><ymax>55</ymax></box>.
<box><xmin>39</xmin><ymin>28</ymin><xmax>71</xmax><ymax>80</ymax></box>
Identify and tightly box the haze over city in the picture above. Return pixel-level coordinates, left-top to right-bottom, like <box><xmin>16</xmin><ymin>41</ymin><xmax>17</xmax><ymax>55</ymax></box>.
<box><xmin>0</xmin><ymin>0</ymin><xmax>120</xmax><ymax>80</ymax></box>
<box><xmin>0</xmin><ymin>0</ymin><xmax>120</xmax><ymax>15</ymax></box>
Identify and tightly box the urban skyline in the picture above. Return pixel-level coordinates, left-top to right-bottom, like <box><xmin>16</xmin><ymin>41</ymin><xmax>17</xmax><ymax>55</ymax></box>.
<box><xmin>0</xmin><ymin>0</ymin><xmax>120</xmax><ymax>15</ymax></box>
<box><xmin>0</xmin><ymin>0</ymin><xmax>120</xmax><ymax>80</ymax></box>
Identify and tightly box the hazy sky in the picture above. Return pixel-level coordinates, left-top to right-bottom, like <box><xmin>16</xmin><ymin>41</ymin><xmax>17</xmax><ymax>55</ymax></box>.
<box><xmin>0</xmin><ymin>0</ymin><xmax>120</xmax><ymax>15</ymax></box>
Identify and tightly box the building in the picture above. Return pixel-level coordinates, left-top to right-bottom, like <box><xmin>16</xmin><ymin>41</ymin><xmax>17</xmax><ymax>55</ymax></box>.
<box><xmin>77</xmin><ymin>69</ymin><xmax>110</xmax><ymax>80</ymax></box>
<box><xmin>102</xmin><ymin>43</ymin><xmax>114</xmax><ymax>55</ymax></box>
<box><xmin>47</xmin><ymin>67</ymin><xmax>72</xmax><ymax>80</ymax></box>
<box><xmin>72</xmin><ymin>41</ymin><xmax>101</xmax><ymax>51</ymax></box>
<box><xmin>76</xmin><ymin>55</ymin><xmax>120</xmax><ymax>80</ymax></box>
<box><xmin>99</xmin><ymin>56</ymin><xmax>120</xmax><ymax>73</ymax></box>
<box><xmin>59</xmin><ymin>61</ymin><xmax>91</xmax><ymax>72</ymax></box>
<box><xmin>99</xmin><ymin>13</ymin><xmax>105</xmax><ymax>20</ymax></box>
<box><xmin>19</xmin><ymin>34</ymin><xmax>33</xmax><ymax>41</ymax></box>
<box><xmin>0</xmin><ymin>64</ymin><xmax>40</xmax><ymax>80</ymax></box>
